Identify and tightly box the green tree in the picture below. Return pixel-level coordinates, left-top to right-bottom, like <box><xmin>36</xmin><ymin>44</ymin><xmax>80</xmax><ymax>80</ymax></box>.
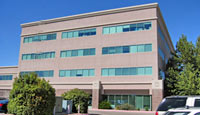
<box><xmin>62</xmin><ymin>88</ymin><xmax>90</xmax><ymax>113</ymax></box>
<box><xmin>8</xmin><ymin>73</ymin><xmax>56</xmax><ymax>115</ymax></box>
<box><xmin>165</xmin><ymin>35</ymin><xmax>200</xmax><ymax>96</ymax></box>
<box><xmin>175</xmin><ymin>63</ymin><xmax>200</xmax><ymax>95</ymax></box>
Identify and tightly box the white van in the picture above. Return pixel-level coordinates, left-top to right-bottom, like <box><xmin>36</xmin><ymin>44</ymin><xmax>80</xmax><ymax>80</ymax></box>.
<box><xmin>155</xmin><ymin>96</ymin><xmax>200</xmax><ymax>115</ymax></box>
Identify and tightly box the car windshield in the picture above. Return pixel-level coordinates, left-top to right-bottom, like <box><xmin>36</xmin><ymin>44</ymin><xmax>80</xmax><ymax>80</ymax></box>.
<box><xmin>157</xmin><ymin>98</ymin><xmax>187</xmax><ymax>111</ymax></box>
<box><xmin>165</xmin><ymin>112</ymin><xmax>190</xmax><ymax>115</ymax></box>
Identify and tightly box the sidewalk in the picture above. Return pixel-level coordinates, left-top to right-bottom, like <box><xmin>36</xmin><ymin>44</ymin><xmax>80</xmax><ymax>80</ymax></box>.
<box><xmin>88</xmin><ymin>109</ymin><xmax>155</xmax><ymax>115</ymax></box>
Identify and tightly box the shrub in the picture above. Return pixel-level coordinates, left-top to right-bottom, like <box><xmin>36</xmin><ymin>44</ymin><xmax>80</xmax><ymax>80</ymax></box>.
<box><xmin>115</xmin><ymin>103</ymin><xmax>135</xmax><ymax>110</ymax></box>
<box><xmin>62</xmin><ymin>88</ymin><xmax>90</xmax><ymax>113</ymax></box>
<box><xmin>99</xmin><ymin>101</ymin><xmax>112</xmax><ymax>109</ymax></box>
<box><xmin>145</xmin><ymin>107</ymin><xmax>149</xmax><ymax>111</ymax></box>
<box><xmin>8</xmin><ymin>73</ymin><xmax>56</xmax><ymax>115</ymax></box>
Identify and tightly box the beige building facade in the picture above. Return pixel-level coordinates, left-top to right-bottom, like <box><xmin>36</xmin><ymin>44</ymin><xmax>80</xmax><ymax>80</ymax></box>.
<box><xmin>0</xmin><ymin>3</ymin><xmax>173</xmax><ymax>110</ymax></box>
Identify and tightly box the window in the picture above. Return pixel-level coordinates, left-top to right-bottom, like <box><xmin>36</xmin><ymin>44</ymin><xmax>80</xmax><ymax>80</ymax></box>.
<box><xmin>137</xmin><ymin>45</ymin><xmax>145</xmax><ymax>52</ymax></box>
<box><xmin>137</xmin><ymin>23</ymin><xmax>144</xmax><ymax>31</ymax></box>
<box><xmin>158</xmin><ymin>26</ymin><xmax>170</xmax><ymax>53</ymax></box>
<box><xmin>83</xmin><ymin>49</ymin><xmax>90</xmax><ymax>56</ymax></box>
<box><xmin>102</xmin><ymin>69</ymin><xmax>108</xmax><ymax>76</ymax></box>
<box><xmin>70</xmin><ymin>70</ymin><xmax>76</xmax><ymax>76</ymax></box>
<box><xmin>0</xmin><ymin>75</ymin><xmax>13</xmax><ymax>80</ymax></box>
<box><xmin>59</xmin><ymin>69</ymin><xmax>95</xmax><ymax>77</ymax></box>
<box><xmin>89</xmin><ymin>69</ymin><xmax>95</xmax><ymax>76</ymax></box>
<box><xmin>68</xmin><ymin>32</ymin><xmax>73</xmax><ymax>38</ymax></box>
<box><xmin>144</xmin><ymin>22</ymin><xmax>152</xmax><ymax>30</ymax></box>
<box><xmin>78</xmin><ymin>50</ymin><xmax>83</xmax><ymax>56</ymax></box>
<box><xmin>103</xmin><ymin>95</ymin><xmax>151</xmax><ymax>110</ymax></box>
<box><xmin>108</xmin><ymin>68</ymin><xmax>115</xmax><ymax>76</ymax></box>
<box><xmin>102</xmin><ymin>44</ymin><xmax>152</xmax><ymax>55</ymax></box>
<box><xmin>102</xmin><ymin>48</ymin><xmax>109</xmax><ymax>54</ymax></box>
<box><xmin>62</xmin><ymin>28</ymin><xmax>96</xmax><ymax>39</ymax></box>
<box><xmin>130</xmin><ymin>45</ymin><xmax>137</xmax><ymax>53</ymax></box>
<box><xmin>158</xmin><ymin>47</ymin><xmax>165</xmax><ymax>61</ymax></box>
<box><xmin>20</xmin><ymin>70</ymin><xmax>54</xmax><ymax>77</ymax></box>
<box><xmin>103</xmin><ymin>27</ymin><xmax>109</xmax><ymax>34</ymax></box>
<box><xmin>157</xmin><ymin>98</ymin><xmax>187</xmax><ymax>111</ymax></box>
<box><xmin>194</xmin><ymin>99</ymin><xmax>200</xmax><ymax>107</ymax></box>
<box><xmin>122</xmin><ymin>68</ymin><xmax>130</xmax><ymax>75</ymax></box>
<box><xmin>123</xmin><ymin>25</ymin><xmax>130</xmax><ymax>32</ymax></box>
<box><xmin>83</xmin><ymin>70</ymin><xmax>89</xmax><ymax>77</ymax></box>
<box><xmin>110</xmin><ymin>27</ymin><xmax>116</xmax><ymax>34</ymax></box>
<box><xmin>137</xmin><ymin>67</ymin><xmax>145</xmax><ymax>75</ymax></box>
<box><xmin>145</xmin><ymin>44</ymin><xmax>152</xmax><ymax>52</ymax></box>
<box><xmin>67</xmin><ymin>51</ymin><xmax>71</xmax><ymax>57</ymax></box>
<box><xmin>102</xmin><ymin>67</ymin><xmax>152</xmax><ymax>76</ymax></box>
<box><xmin>130</xmin><ymin>68</ymin><xmax>137</xmax><ymax>75</ymax></box>
<box><xmin>22</xmin><ymin>52</ymin><xmax>55</xmax><ymax>60</ymax></box>
<box><xmin>71</xmin><ymin>50</ymin><xmax>78</xmax><ymax>57</ymax></box>
<box><xmin>102</xmin><ymin>22</ymin><xmax>151</xmax><ymax>34</ymax></box>
<box><xmin>130</xmin><ymin>24</ymin><xmax>136</xmax><ymax>31</ymax></box>
<box><xmin>59</xmin><ymin>70</ymin><xmax>65</xmax><ymax>77</ymax></box>
<box><xmin>116</xmin><ymin>26</ymin><xmax>123</xmax><ymax>33</ymax></box>
<box><xmin>145</xmin><ymin>67</ymin><xmax>152</xmax><ymax>75</ymax></box>
<box><xmin>159</xmin><ymin>69</ymin><xmax>165</xmax><ymax>79</ymax></box>
<box><xmin>122</xmin><ymin>46</ymin><xmax>130</xmax><ymax>53</ymax></box>
<box><xmin>61</xmin><ymin>48</ymin><xmax>95</xmax><ymax>58</ymax></box>
<box><xmin>115</xmin><ymin>68</ymin><xmax>122</xmax><ymax>75</ymax></box>
<box><xmin>23</xmin><ymin>33</ymin><xmax>56</xmax><ymax>43</ymax></box>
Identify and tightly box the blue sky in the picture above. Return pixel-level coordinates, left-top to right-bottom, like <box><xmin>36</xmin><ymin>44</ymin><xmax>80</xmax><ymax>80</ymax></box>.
<box><xmin>0</xmin><ymin>0</ymin><xmax>199</xmax><ymax>66</ymax></box>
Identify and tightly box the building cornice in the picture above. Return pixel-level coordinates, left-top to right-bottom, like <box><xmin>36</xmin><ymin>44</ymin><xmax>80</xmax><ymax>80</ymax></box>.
<box><xmin>21</xmin><ymin>3</ymin><xmax>158</xmax><ymax>28</ymax></box>
<box><xmin>21</xmin><ymin>17</ymin><xmax>157</xmax><ymax>37</ymax></box>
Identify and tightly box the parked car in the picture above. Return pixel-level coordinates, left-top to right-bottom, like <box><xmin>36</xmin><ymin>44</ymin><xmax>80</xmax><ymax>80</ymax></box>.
<box><xmin>156</xmin><ymin>96</ymin><xmax>200</xmax><ymax>115</ymax></box>
<box><xmin>0</xmin><ymin>97</ymin><xmax>8</xmax><ymax>113</ymax></box>
<box><xmin>164</xmin><ymin>107</ymin><xmax>200</xmax><ymax>115</ymax></box>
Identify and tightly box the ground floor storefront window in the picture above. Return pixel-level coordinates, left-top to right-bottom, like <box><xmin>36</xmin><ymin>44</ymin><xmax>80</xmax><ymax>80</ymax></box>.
<box><xmin>102</xmin><ymin>95</ymin><xmax>152</xmax><ymax>110</ymax></box>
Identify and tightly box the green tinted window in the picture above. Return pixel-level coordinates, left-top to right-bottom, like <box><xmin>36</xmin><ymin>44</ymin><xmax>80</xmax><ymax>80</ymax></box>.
<box><xmin>59</xmin><ymin>69</ymin><xmax>95</xmax><ymax>77</ymax></box>
<box><xmin>22</xmin><ymin>52</ymin><xmax>55</xmax><ymax>60</ymax></box>
<box><xmin>62</xmin><ymin>28</ymin><xmax>96</xmax><ymax>39</ymax></box>
<box><xmin>102</xmin><ymin>44</ymin><xmax>152</xmax><ymax>55</ymax></box>
<box><xmin>103</xmin><ymin>22</ymin><xmax>151</xmax><ymax>34</ymax></box>
<box><xmin>103</xmin><ymin>95</ymin><xmax>151</xmax><ymax>110</ymax></box>
<box><xmin>24</xmin><ymin>33</ymin><xmax>56</xmax><ymax>43</ymax></box>
<box><xmin>102</xmin><ymin>69</ymin><xmax>108</xmax><ymax>76</ymax></box>
<box><xmin>20</xmin><ymin>70</ymin><xmax>54</xmax><ymax>77</ymax></box>
<box><xmin>102</xmin><ymin>67</ymin><xmax>152</xmax><ymax>76</ymax></box>
<box><xmin>0</xmin><ymin>75</ymin><xmax>13</xmax><ymax>80</ymax></box>
<box><xmin>61</xmin><ymin>48</ymin><xmax>95</xmax><ymax>58</ymax></box>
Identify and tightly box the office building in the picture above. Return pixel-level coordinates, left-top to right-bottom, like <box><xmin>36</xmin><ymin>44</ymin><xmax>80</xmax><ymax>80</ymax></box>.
<box><xmin>0</xmin><ymin>3</ymin><xmax>174</xmax><ymax>110</ymax></box>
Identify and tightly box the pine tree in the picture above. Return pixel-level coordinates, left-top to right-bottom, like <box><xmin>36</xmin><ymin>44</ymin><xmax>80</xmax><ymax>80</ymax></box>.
<box><xmin>164</xmin><ymin>35</ymin><xmax>200</xmax><ymax>96</ymax></box>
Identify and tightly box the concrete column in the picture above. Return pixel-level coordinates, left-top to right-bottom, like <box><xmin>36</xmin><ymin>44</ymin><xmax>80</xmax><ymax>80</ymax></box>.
<box><xmin>92</xmin><ymin>81</ymin><xmax>101</xmax><ymax>109</ymax></box>
<box><xmin>152</xmin><ymin>80</ymin><xmax>163</xmax><ymax>111</ymax></box>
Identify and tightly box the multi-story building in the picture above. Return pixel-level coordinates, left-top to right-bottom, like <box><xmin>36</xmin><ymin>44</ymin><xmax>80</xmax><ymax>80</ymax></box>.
<box><xmin>0</xmin><ymin>3</ymin><xmax>174</xmax><ymax>110</ymax></box>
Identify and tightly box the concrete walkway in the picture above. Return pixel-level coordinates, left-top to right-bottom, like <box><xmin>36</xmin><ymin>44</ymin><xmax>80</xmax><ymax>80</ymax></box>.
<box><xmin>88</xmin><ymin>109</ymin><xmax>155</xmax><ymax>115</ymax></box>
<box><xmin>0</xmin><ymin>110</ymin><xmax>155</xmax><ymax>115</ymax></box>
